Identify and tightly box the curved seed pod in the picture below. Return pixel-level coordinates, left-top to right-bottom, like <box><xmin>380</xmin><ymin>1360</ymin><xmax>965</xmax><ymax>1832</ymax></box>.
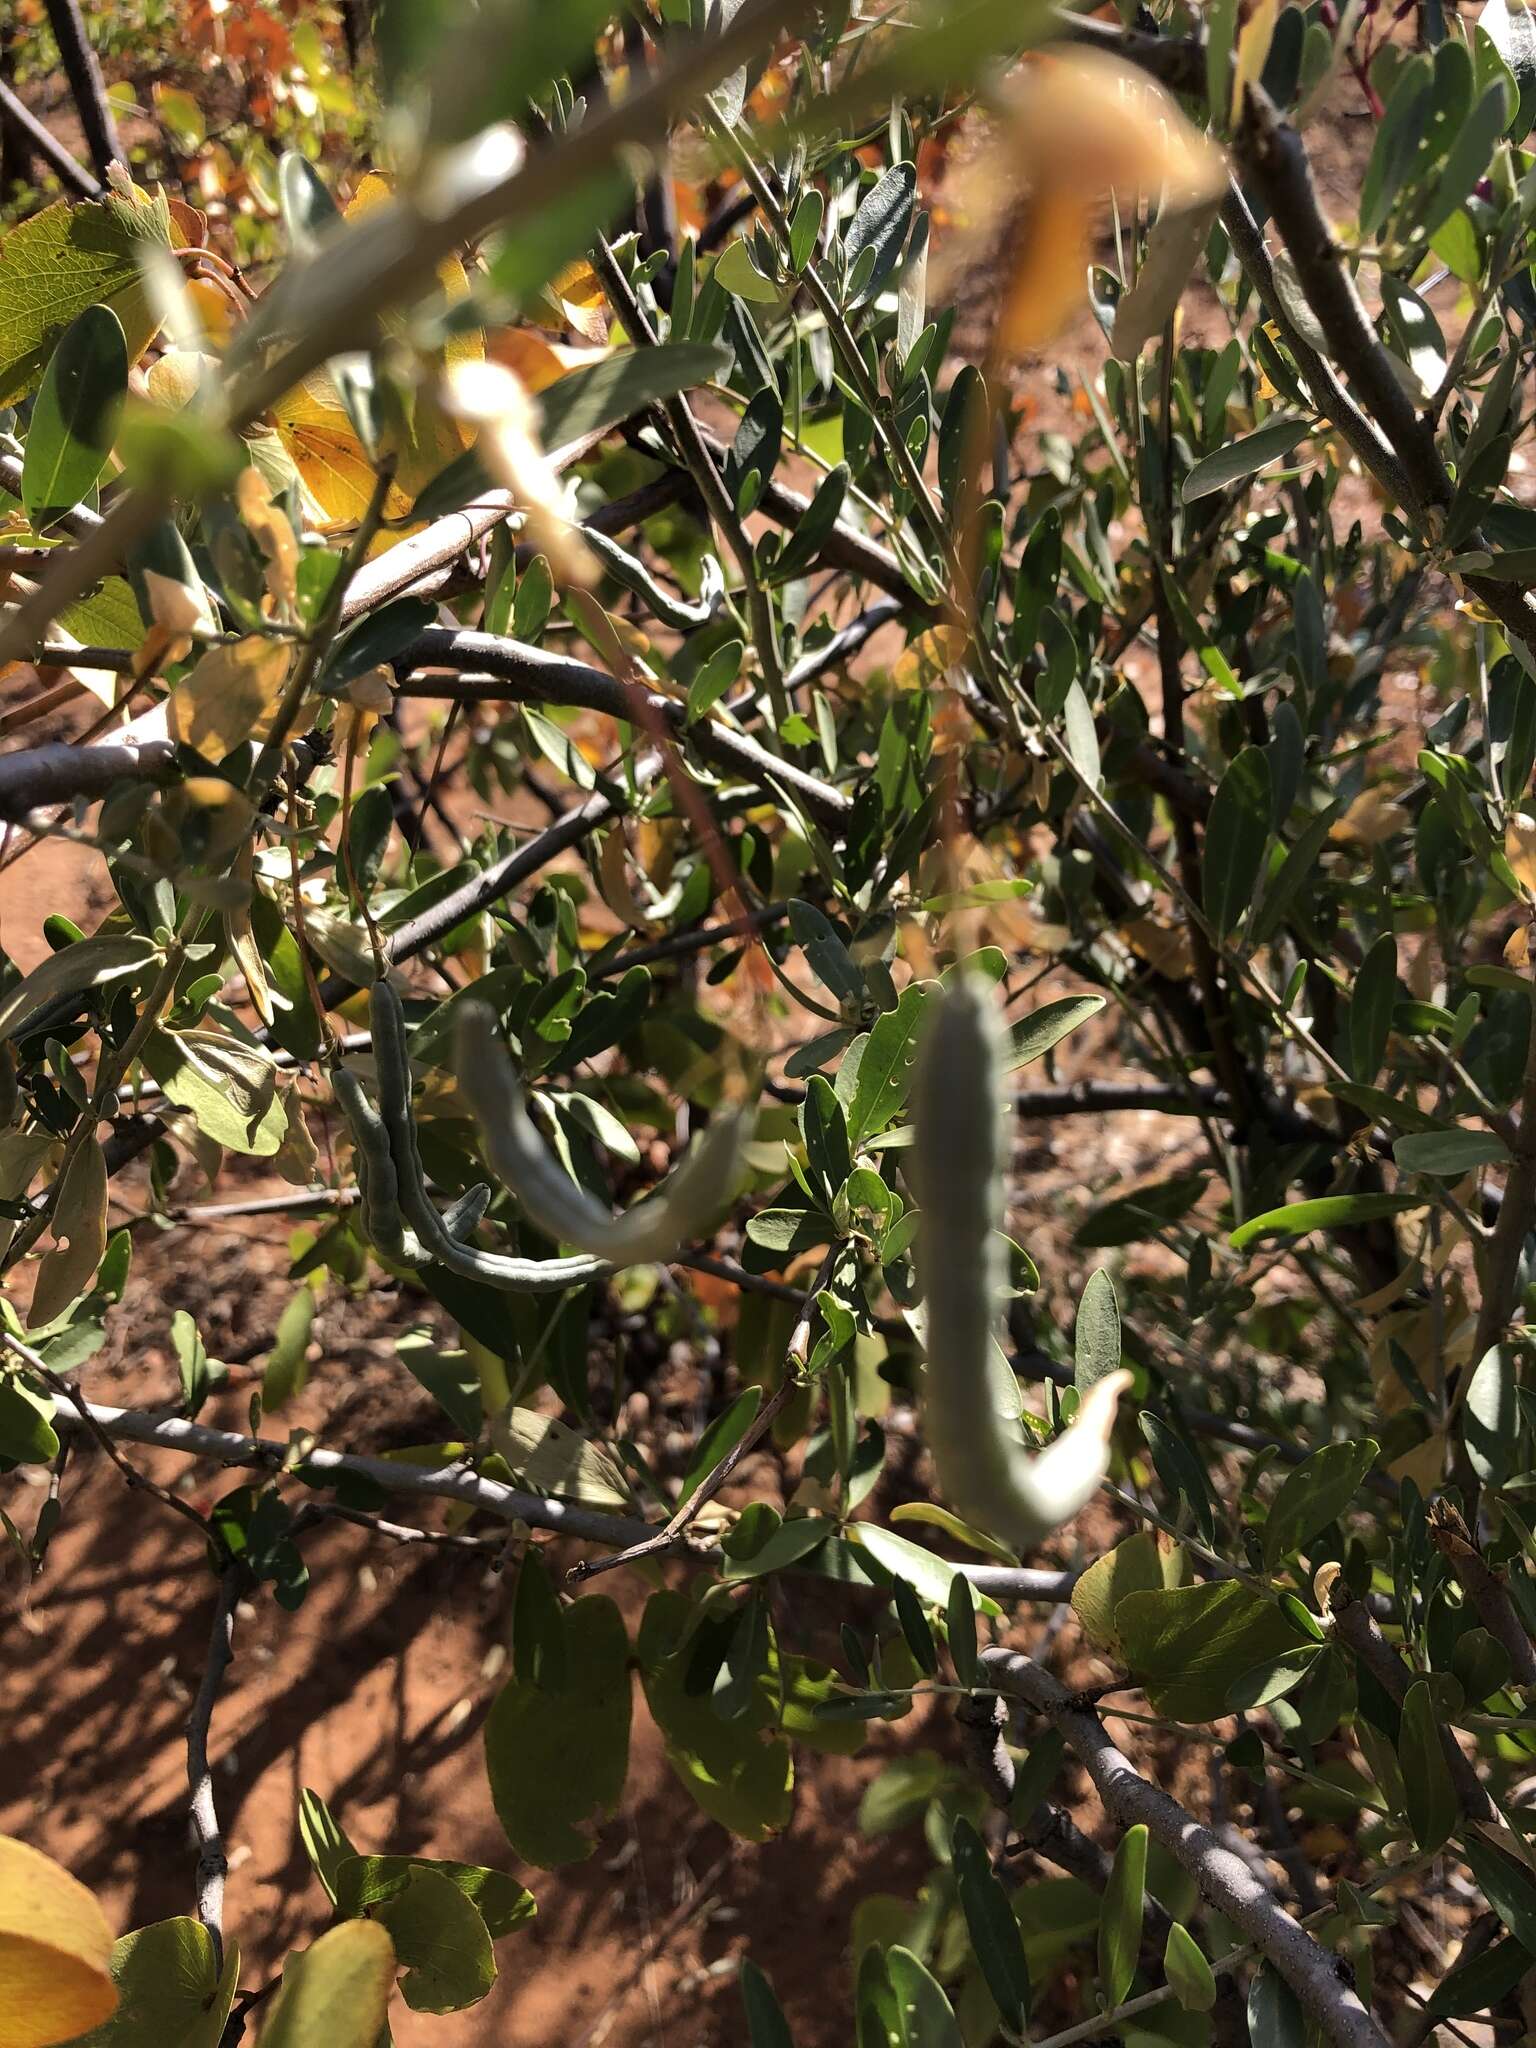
<box><xmin>455</xmin><ymin>1001</ymin><xmax>748</xmax><ymax>1265</ymax></box>
<box><xmin>441</xmin><ymin>1182</ymin><xmax>492</xmax><ymax>1242</ymax></box>
<box><xmin>331</xmin><ymin>1062</ymin><xmax>409</xmax><ymax>1259</ymax></box>
<box><xmin>368</xmin><ymin>979</ymin><xmax>613</xmax><ymax>1294</ymax></box>
<box><xmin>582</xmin><ymin>528</ymin><xmax>725</xmax><ymax>631</ymax></box>
<box><xmin>913</xmin><ymin>975</ymin><xmax>1130</xmax><ymax>1550</ymax></box>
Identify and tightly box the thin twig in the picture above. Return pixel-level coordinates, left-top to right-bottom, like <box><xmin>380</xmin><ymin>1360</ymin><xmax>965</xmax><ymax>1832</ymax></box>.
<box><xmin>390</xmin><ymin>627</ymin><xmax>849</xmax><ymax>826</ymax></box>
<box><xmin>568</xmin><ymin>1250</ymin><xmax>835</xmax><ymax>1583</ymax></box>
<box><xmin>186</xmin><ymin>1566</ymin><xmax>245</xmax><ymax>1973</ymax></box>
<box><xmin>0</xmin><ymin>77</ymin><xmax>100</xmax><ymax>196</ymax></box>
<box><xmin>1326</xmin><ymin>1579</ymin><xmax>1497</xmax><ymax>1824</ymax></box>
<box><xmin>982</xmin><ymin>1646</ymin><xmax>1393</xmax><ymax>2048</ymax></box>
<box><xmin>43</xmin><ymin>0</ymin><xmax>121</xmax><ymax>180</ymax></box>
<box><xmin>53</xmin><ymin>1398</ymin><xmax>1076</xmax><ymax>1603</ymax></box>
<box><xmin>1428</xmin><ymin>1500</ymin><xmax>1536</xmax><ymax>1689</ymax></box>
<box><xmin>1</xmin><ymin>1326</ymin><xmax>215</xmax><ymax>1546</ymax></box>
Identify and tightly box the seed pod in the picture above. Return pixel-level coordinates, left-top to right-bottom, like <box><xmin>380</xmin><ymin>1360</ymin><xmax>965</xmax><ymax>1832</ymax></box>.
<box><xmin>441</xmin><ymin>1182</ymin><xmax>492</xmax><ymax>1242</ymax></box>
<box><xmin>913</xmin><ymin>975</ymin><xmax>1129</xmax><ymax>1549</ymax></box>
<box><xmin>331</xmin><ymin>1062</ymin><xmax>409</xmax><ymax>1259</ymax></box>
<box><xmin>368</xmin><ymin>979</ymin><xmax>612</xmax><ymax>1294</ymax></box>
<box><xmin>456</xmin><ymin>1001</ymin><xmax>749</xmax><ymax>1266</ymax></box>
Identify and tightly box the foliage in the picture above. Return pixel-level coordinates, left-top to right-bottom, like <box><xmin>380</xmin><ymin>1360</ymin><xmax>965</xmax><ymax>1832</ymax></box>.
<box><xmin>6</xmin><ymin>0</ymin><xmax>1536</xmax><ymax>2043</ymax></box>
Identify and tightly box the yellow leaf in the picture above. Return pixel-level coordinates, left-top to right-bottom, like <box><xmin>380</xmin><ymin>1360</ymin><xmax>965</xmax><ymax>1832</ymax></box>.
<box><xmin>1331</xmin><ymin>786</ymin><xmax>1407</xmax><ymax>847</ymax></box>
<box><xmin>166</xmin><ymin>635</ymin><xmax>293</xmax><ymax>756</ymax></box>
<box><xmin>1232</xmin><ymin>0</ymin><xmax>1281</xmax><ymax>122</ymax></box>
<box><xmin>934</xmin><ymin>46</ymin><xmax>1226</xmax><ymax>357</ymax></box>
<box><xmin>892</xmin><ymin>623</ymin><xmax>967</xmax><ymax>688</ymax></box>
<box><xmin>256</xmin><ymin>1920</ymin><xmax>395</xmax><ymax>2048</ymax></box>
<box><xmin>597</xmin><ymin>827</ymin><xmax>653</xmax><ymax>933</ymax></box>
<box><xmin>442</xmin><ymin>359</ymin><xmax>596</xmax><ymax>586</ymax></box>
<box><xmin>270</xmin><ymin>171</ymin><xmax>484</xmax><ymax>533</ymax></box>
<box><xmin>1505</xmin><ymin>921</ymin><xmax>1531</xmax><ymax>968</ymax></box>
<box><xmin>492</xmin><ymin>1406</ymin><xmax>635</xmax><ymax>1508</ymax></box>
<box><xmin>488</xmin><ymin>328</ymin><xmax>611</xmax><ymax>395</ymax></box>
<box><xmin>236</xmin><ymin>467</ymin><xmax>299</xmax><ymax>614</ymax></box>
<box><xmin>1507</xmin><ymin>813</ymin><xmax>1536</xmax><ymax>898</ymax></box>
<box><xmin>0</xmin><ymin>1834</ymin><xmax>117</xmax><ymax>2048</ymax></box>
<box><xmin>143</xmin><ymin>348</ymin><xmax>217</xmax><ymax>411</ymax></box>
<box><xmin>997</xmin><ymin>184</ymin><xmax>1095</xmax><ymax>357</ymax></box>
<box><xmin>535</xmin><ymin>259</ymin><xmax>609</xmax><ymax>344</ymax></box>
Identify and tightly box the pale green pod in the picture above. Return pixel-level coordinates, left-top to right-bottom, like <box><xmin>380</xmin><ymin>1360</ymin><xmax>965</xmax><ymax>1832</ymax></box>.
<box><xmin>330</xmin><ymin>1062</ymin><xmax>410</xmax><ymax>1260</ymax></box>
<box><xmin>913</xmin><ymin>975</ymin><xmax>1129</xmax><ymax>1550</ymax></box>
<box><xmin>455</xmin><ymin>1001</ymin><xmax>748</xmax><ymax>1266</ymax></box>
<box><xmin>368</xmin><ymin>979</ymin><xmax>613</xmax><ymax>1294</ymax></box>
<box><xmin>441</xmin><ymin>1182</ymin><xmax>492</xmax><ymax>1242</ymax></box>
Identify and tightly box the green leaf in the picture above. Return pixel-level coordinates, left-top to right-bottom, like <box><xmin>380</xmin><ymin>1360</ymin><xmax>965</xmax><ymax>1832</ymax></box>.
<box><xmin>788</xmin><ymin>900</ymin><xmax>864</xmax><ymax>1008</ymax></box>
<box><xmin>340</xmin><ymin>1862</ymin><xmax>495</xmax><ymax>2013</ymax></box>
<box><xmin>1164</xmin><ymin>1923</ymin><xmax>1217</xmax><ymax>2013</ymax></box>
<box><xmin>0</xmin><ymin>189</ymin><xmax>172</xmax><ymax>406</ymax></box>
<box><xmin>257</xmin><ymin>1920</ymin><xmax>396</xmax><ymax>2048</ymax></box>
<box><xmin>537</xmin><ymin>341</ymin><xmax>733</xmax><ymax>450</ymax></box>
<box><xmin>740</xmin><ymin>1958</ymin><xmax>796</xmax><ymax>2047</ymax></box>
<box><xmin>1465</xmin><ymin>1342</ymin><xmax>1519</xmax><ymax>1486</ymax></box>
<box><xmin>1070</xmin><ymin>1533</ymin><xmax>1190</xmax><ymax>1656</ymax></box>
<box><xmin>1181</xmin><ymin>415</ymin><xmax>1311</xmax><ymax>501</ymax></box>
<box><xmin>140</xmin><ymin>1029</ymin><xmax>288</xmax><ymax>1157</ymax></box>
<box><xmin>1115</xmin><ymin>1581</ymin><xmax>1305</xmax><ymax>1722</ymax></box>
<box><xmin>1348</xmin><ymin>932</ymin><xmax>1398</xmax><ymax>1084</ymax></box>
<box><xmin>887</xmin><ymin>1500</ymin><xmax>1017</xmax><ymax>1565</ymax></box>
<box><xmin>0</xmin><ymin>1375</ymin><xmax>59</xmax><ymax>1465</ymax></box>
<box><xmin>1204</xmin><ymin>747</ymin><xmax>1273</xmax><ymax>938</ymax></box>
<box><xmin>1398</xmin><ymin>1680</ymin><xmax>1458</xmax><ymax>1855</ymax></box>
<box><xmin>297</xmin><ymin>1787</ymin><xmax>357</xmax><ymax>1907</ymax></box>
<box><xmin>685</xmin><ymin>637</ymin><xmax>744</xmax><ymax>724</ymax></box>
<box><xmin>715</xmin><ymin>236</ymin><xmax>781</xmax><ymax>304</ymax></box>
<box><xmin>376</xmin><ymin>1856</ymin><xmax>533</xmax><ymax>1938</ymax></box>
<box><xmin>262</xmin><ymin>1289</ymin><xmax>316</xmax><ymax>1412</ymax></box>
<box><xmin>846</xmin><ymin>985</ymin><xmax>930</xmax><ymax>1139</ymax></box>
<box><xmin>945</xmin><ymin>1571</ymin><xmax>979</xmax><ymax>1688</ymax></box>
<box><xmin>1006</xmin><ymin>993</ymin><xmax>1105</xmax><ymax>1072</ymax></box>
<box><xmin>849</xmin><ymin>1523</ymin><xmax>1000</xmax><ymax>1614</ymax></box>
<box><xmin>844</xmin><ymin>163</ymin><xmax>916</xmax><ymax>310</ymax></box>
<box><xmin>0</xmin><ymin>933</ymin><xmax>158</xmax><ymax>1046</ymax></box>
<box><xmin>1247</xmin><ymin>1964</ymin><xmax>1305</xmax><ymax>2047</ymax></box>
<box><xmin>639</xmin><ymin>1589</ymin><xmax>793</xmax><ymax>1840</ymax></box>
<box><xmin>1225</xmin><ymin>1645</ymin><xmax>1321</xmax><ymax>1713</ymax></box>
<box><xmin>22</xmin><ymin>306</ymin><xmax>127</xmax><ymax>527</ymax></box>
<box><xmin>1230</xmin><ymin>1192</ymin><xmax>1424</xmax><ymax>1251</ymax></box>
<box><xmin>66</xmin><ymin>1917</ymin><xmax>239</xmax><ymax>2048</ymax></box>
<box><xmin>951</xmin><ymin>1817</ymin><xmax>1031</xmax><ymax>2031</ymax></box>
<box><xmin>1098</xmin><ymin>1822</ymin><xmax>1147</xmax><ymax>2008</ymax></box>
<box><xmin>680</xmin><ymin>1387</ymin><xmax>763</xmax><ymax>1503</ymax></box>
<box><xmin>1393</xmin><ymin>1127</ymin><xmax>1510</xmax><ymax>1175</ymax></box>
<box><xmin>1426</xmin><ymin>1932</ymin><xmax>1535</xmax><ymax>2016</ymax></box>
<box><xmin>1074</xmin><ymin>1172</ymin><xmax>1207</xmax><ymax>1249</ymax></box>
<box><xmin>394</xmin><ymin>1331</ymin><xmax>483</xmax><ymax>1438</ymax></box>
<box><xmin>1074</xmin><ymin>1268</ymin><xmax>1121</xmax><ymax>1392</ymax></box>
<box><xmin>1262</xmin><ymin>1438</ymin><xmax>1378</xmax><ymax>1569</ymax></box>
<box><xmin>1464</xmin><ymin>1834</ymin><xmax>1536</xmax><ymax>1951</ymax></box>
<box><xmin>721</xmin><ymin>1514</ymin><xmax>834</xmax><ymax>1580</ymax></box>
<box><xmin>1421</xmin><ymin>77</ymin><xmax>1516</xmax><ymax>238</ymax></box>
<box><xmin>885</xmin><ymin>1944</ymin><xmax>964</xmax><ymax>2048</ymax></box>
<box><xmin>485</xmin><ymin>1595</ymin><xmax>631</xmax><ymax>1865</ymax></box>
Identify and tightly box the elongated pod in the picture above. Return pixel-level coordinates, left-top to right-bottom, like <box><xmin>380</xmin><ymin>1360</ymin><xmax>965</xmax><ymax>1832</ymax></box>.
<box><xmin>455</xmin><ymin>1001</ymin><xmax>748</xmax><ymax>1265</ymax></box>
<box><xmin>331</xmin><ymin>1062</ymin><xmax>421</xmax><ymax>1262</ymax></box>
<box><xmin>913</xmin><ymin>976</ymin><xmax>1129</xmax><ymax>1550</ymax></box>
<box><xmin>368</xmin><ymin>978</ymin><xmax>613</xmax><ymax>1293</ymax></box>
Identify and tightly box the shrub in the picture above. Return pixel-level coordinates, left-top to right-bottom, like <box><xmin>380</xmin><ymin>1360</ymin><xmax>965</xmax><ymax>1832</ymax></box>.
<box><xmin>3</xmin><ymin>0</ymin><xmax>1536</xmax><ymax>2042</ymax></box>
